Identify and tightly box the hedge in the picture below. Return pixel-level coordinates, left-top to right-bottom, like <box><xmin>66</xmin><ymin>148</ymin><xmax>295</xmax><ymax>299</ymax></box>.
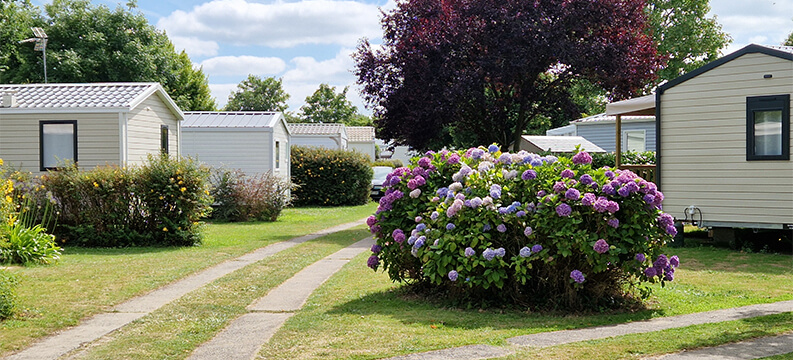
<box><xmin>291</xmin><ymin>146</ymin><xmax>372</xmax><ymax>206</ymax></box>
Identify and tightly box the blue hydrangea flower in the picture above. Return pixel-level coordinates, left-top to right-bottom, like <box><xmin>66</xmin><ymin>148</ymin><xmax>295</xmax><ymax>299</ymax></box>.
<box><xmin>495</xmin><ymin>248</ymin><xmax>506</xmax><ymax>258</ymax></box>
<box><xmin>531</xmin><ymin>244</ymin><xmax>543</xmax><ymax>253</ymax></box>
<box><xmin>413</xmin><ymin>236</ymin><xmax>426</xmax><ymax>248</ymax></box>
<box><xmin>448</xmin><ymin>270</ymin><xmax>459</xmax><ymax>281</ymax></box>
<box><xmin>488</xmin><ymin>144</ymin><xmax>500</xmax><ymax>153</ymax></box>
<box><xmin>516</xmin><ymin>210</ymin><xmax>526</xmax><ymax>217</ymax></box>
<box><xmin>570</xmin><ymin>270</ymin><xmax>585</xmax><ymax>284</ymax></box>
<box><xmin>416</xmin><ymin>223</ymin><xmax>426</xmax><ymax>232</ymax></box>
<box><xmin>519</xmin><ymin>247</ymin><xmax>531</xmax><ymax>257</ymax></box>
<box><xmin>464</xmin><ymin>247</ymin><xmax>475</xmax><ymax>257</ymax></box>
<box><xmin>524</xmin><ymin>226</ymin><xmax>533</xmax><ymax>237</ymax></box>
<box><xmin>446</xmin><ymin>223</ymin><xmax>456</xmax><ymax>230</ymax></box>
<box><xmin>483</xmin><ymin>248</ymin><xmax>496</xmax><ymax>261</ymax></box>
<box><xmin>483</xmin><ymin>223</ymin><xmax>491</xmax><ymax>232</ymax></box>
<box><xmin>497</xmin><ymin>224</ymin><xmax>507</xmax><ymax>233</ymax></box>
<box><xmin>607</xmin><ymin>218</ymin><xmax>619</xmax><ymax>228</ymax></box>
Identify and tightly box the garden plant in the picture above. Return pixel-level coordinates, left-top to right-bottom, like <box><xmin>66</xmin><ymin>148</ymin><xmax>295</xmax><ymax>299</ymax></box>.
<box><xmin>367</xmin><ymin>145</ymin><xmax>679</xmax><ymax>309</ymax></box>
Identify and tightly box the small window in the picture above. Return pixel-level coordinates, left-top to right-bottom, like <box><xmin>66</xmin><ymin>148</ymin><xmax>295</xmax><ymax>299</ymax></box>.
<box><xmin>160</xmin><ymin>125</ymin><xmax>169</xmax><ymax>154</ymax></box>
<box><xmin>40</xmin><ymin>120</ymin><xmax>77</xmax><ymax>171</ymax></box>
<box><xmin>275</xmin><ymin>141</ymin><xmax>280</xmax><ymax>169</ymax></box>
<box><xmin>623</xmin><ymin>130</ymin><xmax>646</xmax><ymax>152</ymax></box>
<box><xmin>747</xmin><ymin>95</ymin><xmax>790</xmax><ymax>160</ymax></box>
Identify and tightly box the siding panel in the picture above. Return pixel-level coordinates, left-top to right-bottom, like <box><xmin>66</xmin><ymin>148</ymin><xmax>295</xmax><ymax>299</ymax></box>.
<box><xmin>126</xmin><ymin>95</ymin><xmax>180</xmax><ymax>165</ymax></box>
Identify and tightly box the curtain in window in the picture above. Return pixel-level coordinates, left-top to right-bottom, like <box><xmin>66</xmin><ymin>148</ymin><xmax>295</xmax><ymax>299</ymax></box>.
<box><xmin>42</xmin><ymin>123</ymin><xmax>75</xmax><ymax>168</ymax></box>
<box><xmin>754</xmin><ymin>110</ymin><xmax>783</xmax><ymax>156</ymax></box>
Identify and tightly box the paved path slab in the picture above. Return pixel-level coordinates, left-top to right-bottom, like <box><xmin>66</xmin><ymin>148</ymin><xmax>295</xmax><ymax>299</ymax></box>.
<box><xmin>508</xmin><ymin>300</ymin><xmax>793</xmax><ymax>348</ymax></box>
<box><xmin>188</xmin><ymin>237</ymin><xmax>374</xmax><ymax>360</ymax></box>
<box><xmin>3</xmin><ymin>219</ymin><xmax>366</xmax><ymax>360</ymax></box>
<box><xmin>383</xmin><ymin>345</ymin><xmax>514</xmax><ymax>360</ymax></box>
<box><xmin>653</xmin><ymin>332</ymin><xmax>793</xmax><ymax>360</ymax></box>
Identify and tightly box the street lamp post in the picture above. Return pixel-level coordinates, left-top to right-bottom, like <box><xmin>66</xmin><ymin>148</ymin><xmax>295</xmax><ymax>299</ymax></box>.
<box><xmin>19</xmin><ymin>27</ymin><xmax>48</xmax><ymax>83</ymax></box>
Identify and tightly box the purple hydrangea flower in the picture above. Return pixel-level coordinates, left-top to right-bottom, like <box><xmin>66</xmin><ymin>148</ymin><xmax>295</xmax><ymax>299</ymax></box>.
<box><xmin>635</xmin><ymin>253</ymin><xmax>646</xmax><ymax>262</ymax></box>
<box><xmin>471</xmin><ymin>148</ymin><xmax>485</xmax><ymax>159</ymax></box>
<box><xmin>593</xmin><ymin>239</ymin><xmax>609</xmax><ymax>254</ymax></box>
<box><xmin>464</xmin><ymin>247</ymin><xmax>475</xmax><ymax>257</ymax></box>
<box><xmin>531</xmin><ymin>244</ymin><xmax>543</xmax><ymax>253</ymax></box>
<box><xmin>565</xmin><ymin>188</ymin><xmax>581</xmax><ymax>200</ymax></box>
<box><xmin>409</xmin><ymin>189</ymin><xmax>421</xmax><ymax>198</ymax></box>
<box><xmin>670</xmin><ymin>255</ymin><xmax>680</xmax><ymax>268</ymax></box>
<box><xmin>519</xmin><ymin>247</ymin><xmax>531</xmax><ymax>257</ymax></box>
<box><xmin>516</xmin><ymin>210</ymin><xmax>526</xmax><ymax>217</ymax></box>
<box><xmin>371</xmin><ymin>244</ymin><xmax>382</xmax><ymax>254</ymax></box>
<box><xmin>392</xmin><ymin>229</ymin><xmax>405</xmax><ymax>243</ymax></box>
<box><xmin>666</xmin><ymin>225</ymin><xmax>678</xmax><ymax>236</ymax></box>
<box><xmin>553</xmin><ymin>181</ymin><xmax>567</xmax><ymax>194</ymax></box>
<box><xmin>644</xmin><ymin>267</ymin><xmax>657</xmax><ymax>277</ymax></box>
<box><xmin>537</xmin><ymin>190</ymin><xmax>547</xmax><ymax>197</ymax></box>
<box><xmin>417</xmin><ymin>157</ymin><xmax>431</xmax><ymax>168</ymax></box>
<box><xmin>446</xmin><ymin>223</ymin><xmax>456</xmax><ymax>230</ymax></box>
<box><xmin>497</xmin><ymin>224</ymin><xmax>507</xmax><ymax>233</ymax></box>
<box><xmin>579</xmin><ymin>174</ymin><xmax>594</xmax><ymax>186</ymax></box>
<box><xmin>617</xmin><ymin>186</ymin><xmax>631</xmax><ymax>197</ymax></box>
<box><xmin>448</xmin><ymin>270</ymin><xmax>459</xmax><ymax>281</ymax></box>
<box><xmin>561</xmin><ymin>169</ymin><xmax>575</xmax><ymax>179</ymax></box>
<box><xmin>522</xmin><ymin>169</ymin><xmax>537</xmax><ymax>180</ymax></box>
<box><xmin>430</xmin><ymin>211</ymin><xmax>439</xmax><ymax>221</ymax></box>
<box><xmin>483</xmin><ymin>248</ymin><xmax>496</xmax><ymax>261</ymax></box>
<box><xmin>643</xmin><ymin>194</ymin><xmax>656</xmax><ymax>204</ymax></box>
<box><xmin>607</xmin><ymin>218</ymin><xmax>619</xmax><ymax>228</ymax></box>
<box><xmin>370</xmin><ymin>225</ymin><xmax>381</xmax><ymax>234</ymax></box>
<box><xmin>545</xmin><ymin>155</ymin><xmax>558</xmax><ymax>164</ymax></box>
<box><xmin>556</xmin><ymin>203</ymin><xmax>572</xmax><ymax>217</ymax></box>
<box><xmin>524</xmin><ymin>226</ymin><xmax>533</xmax><ymax>237</ymax></box>
<box><xmin>602</xmin><ymin>184</ymin><xmax>616</xmax><ymax>195</ymax></box>
<box><xmin>366</xmin><ymin>215</ymin><xmax>377</xmax><ymax>227</ymax></box>
<box><xmin>414</xmin><ymin>236</ymin><xmax>426</xmax><ymax>248</ymax></box>
<box><xmin>605</xmin><ymin>170</ymin><xmax>615</xmax><ymax>179</ymax></box>
<box><xmin>447</xmin><ymin>153</ymin><xmax>461</xmax><ymax>164</ymax></box>
<box><xmin>572</xmin><ymin>151</ymin><xmax>593</xmax><ymax>165</ymax></box>
<box><xmin>416</xmin><ymin>223</ymin><xmax>426</xmax><ymax>232</ymax></box>
<box><xmin>498</xmin><ymin>207</ymin><xmax>509</xmax><ymax>215</ymax></box>
<box><xmin>367</xmin><ymin>255</ymin><xmax>379</xmax><ymax>269</ymax></box>
<box><xmin>654</xmin><ymin>254</ymin><xmax>669</xmax><ymax>270</ymax></box>
<box><xmin>489</xmin><ymin>184</ymin><xmax>502</xmax><ymax>199</ymax></box>
<box><xmin>593</xmin><ymin>197</ymin><xmax>609</xmax><ymax>213</ymax></box>
<box><xmin>581</xmin><ymin>193</ymin><xmax>596</xmax><ymax>206</ymax></box>
<box><xmin>483</xmin><ymin>223</ymin><xmax>491</xmax><ymax>232</ymax></box>
<box><xmin>606</xmin><ymin>201</ymin><xmax>620</xmax><ymax>214</ymax></box>
<box><xmin>469</xmin><ymin>197</ymin><xmax>483</xmax><ymax>208</ymax></box>
<box><xmin>495</xmin><ymin>248</ymin><xmax>506</xmax><ymax>258</ymax></box>
<box><xmin>498</xmin><ymin>153</ymin><xmax>512</xmax><ymax>164</ymax></box>
<box><xmin>664</xmin><ymin>267</ymin><xmax>675</xmax><ymax>281</ymax></box>
<box><xmin>570</xmin><ymin>270</ymin><xmax>585</xmax><ymax>284</ymax></box>
<box><xmin>488</xmin><ymin>144</ymin><xmax>500</xmax><ymax>153</ymax></box>
<box><xmin>530</xmin><ymin>158</ymin><xmax>544</xmax><ymax>167</ymax></box>
<box><xmin>415</xmin><ymin>216</ymin><xmax>423</xmax><ymax>223</ymax></box>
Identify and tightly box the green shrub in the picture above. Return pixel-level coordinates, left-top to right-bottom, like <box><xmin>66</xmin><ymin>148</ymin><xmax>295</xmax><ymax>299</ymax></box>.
<box><xmin>373</xmin><ymin>159</ymin><xmax>404</xmax><ymax>168</ymax></box>
<box><xmin>41</xmin><ymin>154</ymin><xmax>212</xmax><ymax>247</ymax></box>
<box><xmin>0</xmin><ymin>270</ymin><xmax>17</xmax><ymax>320</ymax></box>
<box><xmin>0</xmin><ymin>223</ymin><xmax>61</xmax><ymax>265</ymax></box>
<box><xmin>367</xmin><ymin>147</ymin><xmax>678</xmax><ymax>310</ymax></box>
<box><xmin>291</xmin><ymin>146</ymin><xmax>372</xmax><ymax>206</ymax></box>
<box><xmin>590</xmin><ymin>151</ymin><xmax>656</xmax><ymax>169</ymax></box>
<box><xmin>209</xmin><ymin>168</ymin><xmax>291</xmax><ymax>222</ymax></box>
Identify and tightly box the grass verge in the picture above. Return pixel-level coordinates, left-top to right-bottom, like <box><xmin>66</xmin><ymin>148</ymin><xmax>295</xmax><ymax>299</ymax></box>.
<box><xmin>258</xmin><ymin>245</ymin><xmax>793</xmax><ymax>359</ymax></box>
<box><xmin>0</xmin><ymin>203</ymin><xmax>375</xmax><ymax>356</ymax></box>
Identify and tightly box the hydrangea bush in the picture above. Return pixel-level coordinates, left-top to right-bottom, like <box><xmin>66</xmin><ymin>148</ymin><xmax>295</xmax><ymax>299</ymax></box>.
<box><xmin>366</xmin><ymin>145</ymin><xmax>679</xmax><ymax>309</ymax></box>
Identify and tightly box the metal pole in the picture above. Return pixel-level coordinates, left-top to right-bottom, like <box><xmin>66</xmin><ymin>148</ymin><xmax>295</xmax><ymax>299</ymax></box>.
<box><xmin>43</xmin><ymin>40</ymin><xmax>47</xmax><ymax>83</ymax></box>
<box><xmin>615</xmin><ymin>114</ymin><xmax>622</xmax><ymax>168</ymax></box>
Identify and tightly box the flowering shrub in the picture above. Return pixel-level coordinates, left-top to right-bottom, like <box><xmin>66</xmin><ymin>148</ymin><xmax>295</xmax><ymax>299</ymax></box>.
<box><xmin>367</xmin><ymin>146</ymin><xmax>679</xmax><ymax>309</ymax></box>
<box><xmin>42</xmin><ymin>154</ymin><xmax>212</xmax><ymax>247</ymax></box>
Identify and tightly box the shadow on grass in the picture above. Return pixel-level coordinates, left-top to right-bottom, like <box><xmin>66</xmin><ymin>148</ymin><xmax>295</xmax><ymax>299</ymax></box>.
<box><xmin>676</xmin><ymin>314</ymin><xmax>793</xmax><ymax>355</ymax></box>
<box><xmin>670</xmin><ymin>247</ymin><xmax>793</xmax><ymax>276</ymax></box>
<box><xmin>326</xmin><ymin>287</ymin><xmax>665</xmax><ymax>333</ymax></box>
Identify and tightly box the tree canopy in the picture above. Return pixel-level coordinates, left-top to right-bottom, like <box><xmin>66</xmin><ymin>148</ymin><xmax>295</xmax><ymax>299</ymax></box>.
<box><xmin>355</xmin><ymin>0</ymin><xmax>662</xmax><ymax>151</ymax></box>
<box><xmin>297</xmin><ymin>84</ymin><xmax>358</xmax><ymax>123</ymax></box>
<box><xmin>644</xmin><ymin>0</ymin><xmax>731</xmax><ymax>87</ymax></box>
<box><xmin>0</xmin><ymin>0</ymin><xmax>215</xmax><ymax>111</ymax></box>
<box><xmin>224</xmin><ymin>75</ymin><xmax>290</xmax><ymax>112</ymax></box>
<box><xmin>785</xmin><ymin>31</ymin><xmax>793</xmax><ymax>46</ymax></box>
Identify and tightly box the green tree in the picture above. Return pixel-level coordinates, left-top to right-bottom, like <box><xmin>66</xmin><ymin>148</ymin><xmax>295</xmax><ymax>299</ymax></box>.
<box><xmin>345</xmin><ymin>114</ymin><xmax>373</xmax><ymax>127</ymax></box>
<box><xmin>1</xmin><ymin>0</ymin><xmax>215</xmax><ymax>110</ymax></box>
<box><xmin>224</xmin><ymin>75</ymin><xmax>290</xmax><ymax>112</ymax></box>
<box><xmin>784</xmin><ymin>30</ymin><xmax>793</xmax><ymax>46</ymax></box>
<box><xmin>0</xmin><ymin>0</ymin><xmax>44</xmax><ymax>83</ymax></box>
<box><xmin>297</xmin><ymin>84</ymin><xmax>357</xmax><ymax>123</ymax></box>
<box><xmin>645</xmin><ymin>0</ymin><xmax>731</xmax><ymax>86</ymax></box>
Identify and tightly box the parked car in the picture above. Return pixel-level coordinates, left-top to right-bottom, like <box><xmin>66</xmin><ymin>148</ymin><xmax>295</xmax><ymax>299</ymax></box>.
<box><xmin>371</xmin><ymin>166</ymin><xmax>393</xmax><ymax>200</ymax></box>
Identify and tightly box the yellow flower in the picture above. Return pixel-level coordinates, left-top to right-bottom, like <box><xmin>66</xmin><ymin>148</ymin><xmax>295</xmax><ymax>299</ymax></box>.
<box><xmin>163</xmin><ymin>227</ymin><xmax>168</xmax><ymax>232</ymax></box>
<box><xmin>159</xmin><ymin>196</ymin><xmax>164</xmax><ymax>200</ymax></box>
<box><xmin>93</xmin><ymin>182</ymin><xmax>99</xmax><ymax>188</ymax></box>
<box><xmin>180</xmin><ymin>187</ymin><xmax>186</xmax><ymax>193</ymax></box>
<box><xmin>0</xmin><ymin>158</ymin><xmax>3</xmax><ymax>166</ymax></box>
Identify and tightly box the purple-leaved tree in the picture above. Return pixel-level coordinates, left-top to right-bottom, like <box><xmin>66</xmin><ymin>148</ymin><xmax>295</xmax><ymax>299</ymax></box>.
<box><xmin>354</xmin><ymin>0</ymin><xmax>664</xmax><ymax>151</ymax></box>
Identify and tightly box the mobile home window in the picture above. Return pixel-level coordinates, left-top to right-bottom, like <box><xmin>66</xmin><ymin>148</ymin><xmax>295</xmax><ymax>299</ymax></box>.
<box><xmin>746</xmin><ymin>95</ymin><xmax>790</xmax><ymax>161</ymax></box>
<box><xmin>275</xmin><ymin>141</ymin><xmax>280</xmax><ymax>169</ymax></box>
<box><xmin>623</xmin><ymin>130</ymin><xmax>646</xmax><ymax>152</ymax></box>
<box><xmin>160</xmin><ymin>125</ymin><xmax>169</xmax><ymax>154</ymax></box>
<box><xmin>40</xmin><ymin>120</ymin><xmax>77</xmax><ymax>171</ymax></box>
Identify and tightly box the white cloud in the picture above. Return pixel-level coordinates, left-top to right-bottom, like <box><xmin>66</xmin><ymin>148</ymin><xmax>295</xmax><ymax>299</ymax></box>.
<box><xmin>157</xmin><ymin>0</ymin><xmax>385</xmax><ymax>48</ymax></box>
<box><xmin>200</xmin><ymin>56</ymin><xmax>287</xmax><ymax>77</ymax></box>
<box><xmin>209</xmin><ymin>83</ymin><xmax>240</xmax><ymax>109</ymax></box>
<box><xmin>280</xmin><ymin>48</ymin><xmax>364</xmax><ymax>111</ymax></box>
<box><xmin>169</xmin><ymin>36</ymin><xmax>220</xmax><ymax>57</ymax></box>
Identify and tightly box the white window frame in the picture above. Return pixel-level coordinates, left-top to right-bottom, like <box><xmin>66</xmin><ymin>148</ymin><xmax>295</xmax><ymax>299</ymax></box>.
<box><xmin>622</xmin><ymin>129</ymin><xmax>646</xmax><ymax>152</ymax></box>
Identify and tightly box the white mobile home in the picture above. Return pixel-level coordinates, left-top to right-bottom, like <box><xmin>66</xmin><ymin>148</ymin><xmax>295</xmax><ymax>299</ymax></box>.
<box><xmin>0</xmin><ymin>83</ymin><xmax>182</xmax><ymax>174</ymax></box>
<box><xmin>347</xmin><ymin>126</ymin><xmax>377</xmax><ymax>161</ymax></box>
<box><xmin>608</xmin><ymin>44</ymin><xmax>793</xmax><ymax>231</ymax></box>
<box><xmin>181</xmin><ymin>112</ymin><xmax>291</xmax><ymax>182</ymax></box>
<box><xmin>547</xmin><ymin>113</ymin><xmax>656</xmax><ymax>152</ymax></box>
<box><xmin>519</xmin><ymin>135</ymin><xmax>606</xmax><ymax>154</ymax></box>
<box><xmin>288</xmin><ymin>123</ymin><xmax>347</xmax><ymax>150</ymax></box>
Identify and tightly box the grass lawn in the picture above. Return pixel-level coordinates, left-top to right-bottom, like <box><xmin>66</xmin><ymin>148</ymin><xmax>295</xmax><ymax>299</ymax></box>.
<box><xmin>0</xmin><ymin>203</ymin><xmax>376</xmax><ymax>356</ymax></box>
<box><xmin>258</xmin><ymin>245</ymin><xmax>793</xmax><ymax>359</ymax></box>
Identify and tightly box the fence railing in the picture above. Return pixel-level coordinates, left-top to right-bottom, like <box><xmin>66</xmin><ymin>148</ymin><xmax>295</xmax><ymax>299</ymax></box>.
<box><xmin>619</xmin><ymin>164</ymin><xmax>656</xmax><ymax>183</ymax></box>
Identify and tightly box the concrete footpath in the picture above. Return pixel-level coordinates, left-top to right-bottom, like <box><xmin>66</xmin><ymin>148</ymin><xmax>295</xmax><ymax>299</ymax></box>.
<box><xmin>4</xmin><ymin>219</ymin><xmax>366</xmax><ymax>360</ymax></box>
<box><xmin>188</xmin><ymin>237</ymin><xmax>374</xmax><ymax>360</ymax></box>
<box><xmin>383</xmin><ymin>300</ymin><xmax>793</xmax><ymax>360</ymax></box>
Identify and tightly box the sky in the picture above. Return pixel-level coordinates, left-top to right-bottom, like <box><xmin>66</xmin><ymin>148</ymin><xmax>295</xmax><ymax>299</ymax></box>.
<box><xmin>32</xmin><ymin>0</ymin><xmax>793</xmax><ymax>113</ymax></box>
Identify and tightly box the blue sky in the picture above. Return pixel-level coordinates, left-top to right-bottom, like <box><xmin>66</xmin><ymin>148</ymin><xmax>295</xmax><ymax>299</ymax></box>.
<box><xmin>32</xmin><ymin>0</ymin><xmax>793</xmax><ymax>113</ymax></box>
